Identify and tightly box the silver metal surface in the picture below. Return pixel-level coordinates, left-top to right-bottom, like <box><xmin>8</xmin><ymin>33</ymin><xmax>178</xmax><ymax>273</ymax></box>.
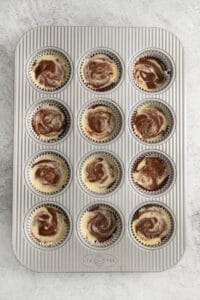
<box><xmin>13</xmin><ymin>26</ymin><xmax>185</xmax><ymax>272</ymax></box>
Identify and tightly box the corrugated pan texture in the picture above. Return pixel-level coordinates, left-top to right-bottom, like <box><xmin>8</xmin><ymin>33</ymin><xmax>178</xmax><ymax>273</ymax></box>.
<box><xmin>13</xmin><ymin>26</ymin><xmax>185</xmax><ymax>272</ymax></box>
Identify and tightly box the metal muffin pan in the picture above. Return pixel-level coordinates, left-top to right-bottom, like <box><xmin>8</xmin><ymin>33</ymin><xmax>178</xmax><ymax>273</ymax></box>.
<box><xmin>13</xmin><ymin>26</ymin><xmax>185</xmax><ymax>272</ymax></box>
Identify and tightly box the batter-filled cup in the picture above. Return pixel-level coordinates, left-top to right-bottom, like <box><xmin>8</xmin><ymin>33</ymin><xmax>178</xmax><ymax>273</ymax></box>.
<box><xmin>27</xmin><ymin>99</ymin><xmax>72</xmax><ymax>144</ymax></box>
<box><xmin>79</xmin><ymin>99</ymin><xmax>123</xmax><ymax>144</ymax></box>
<box><xmin>26</xmin><ymin>151</ymin><xmax>71</xmax><ymax>196</ymax></box>
<box><xmin>78</xmin><ymin>151</ymin><xmax>123</xmax><ymax>196</ymax></box>
<box><xmin>130</xmin><ymin>49</ymin><xmax>174</xmax><ymax>93</ymax></box>
<box><xmin>130</xmin><ymin>203</ymin><xmax>174</xmax><ymax>248</ymax></box>
<box><xmin>78</xmin><ymin>203</ymin><xmax>123</xmax><ymax>249</ymax></box>
<box><xmin>25</xmin><ymin>203</ymin><xmax>71</xmax><ymax>248</ymax></box>
<box><xmin>28</xmin><ymin>48</ymin><xmax>72</xmax><ymax>92</ymax></box>
<box><xmin>129</xmin><ymin>151</ymin><xmax>175</xmax><ymax>196</ymax></box>
<box><xmin>79</xmin><ymin>48</ymin><xmax>123</xmax><ymax>92</ymax></box>
<box><xmin>130</xmin><ymin>99</ymin><xmax>174</xmax><ymax>144</ymax></box>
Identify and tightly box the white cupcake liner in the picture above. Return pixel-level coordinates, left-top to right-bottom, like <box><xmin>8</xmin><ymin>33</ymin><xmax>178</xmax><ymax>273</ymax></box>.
<box><xmin>26</xmin><ymin>98</ymin><xmax>72</xmax><ymax>144</ymax></box>
<box><xmin>129</xmin><ymin>202</ymin><xmax>175</xmax><ymax>249</ymax></box>
<box><xmin>25</xmin><ymin>202</ymin><xmax>72</xmax><ymax>249</ymax></box>
<box><xmin>79</xmin><ymin>48</ymin><xmax>123</xmax><ymax>93</ymax></box>
<box><xmin>27</xmin><ymin>47</ymin><xmax>72</xmax><ymax>92</ymax></box>
<box><xmin>77</xmin><ymin>202</ymin><xmax>123</xmax><ymax>250</ymax></box>
<box><xmin>25</xmin><ymin>150</ymin><xmax>72</xmax><ymax>197</ymax></box>
<box><xmin>129</xmin><ymin>48</ymin><xmax>175</xmax><ymax>94</ymax></box>
<box><xmin>78</xmin><ymin>150</ymin><xmax>124</xmax><ymax>197</ymax></box>
<box><xmin>129</xmin><ymin>150</ymin><xmax>176</xmax><ymax>197</ymax></box>
<box><xmin>78</xmin><ymin>99</ymin><xmax>124</xmax><ymax>145</ymax></box>
<box><xmin>129</xmin><ymin>99</ymin><xmax>175</xmax><ymax>145</ymax></box>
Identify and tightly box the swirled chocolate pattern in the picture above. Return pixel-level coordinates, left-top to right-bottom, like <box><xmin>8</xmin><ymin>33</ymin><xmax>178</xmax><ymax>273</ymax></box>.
<box><xmin>133</xmin><ymin>104</ymin><xmax>168</xmax><ymax>142</ymax></box>
<box><xmin>81</xmin><ymin>206</ymin><xmax>117</xmax><ymax>243</ymax></box>
<box><xmin>32</xmin><ymin>105</ymin><xmax>66</xmax><ymax>140</ymax></box>
<box><xmin>81</xmin><ymin>54</ymin><xmax>120</xmax><ymax>91</ymax></box>
<box><xmin>81</xmin><ymin>154</ymin><xmax>119</xmax><ymax>194</ymax></box>
<box><xmin>30</xmin><ymin>53</ymin><xmax>70</xmax><ymax>90</ymax></box>
<box><xmin>132</xmin><ymin>205</ymin><xmax>172</xmax><ymax>246</ymax></box>
<box><xmin>133</xmin><ymin>57</ymin><xmax>168</xmax><ymax>91</ymax></box>
<box><xmin>29</xmin><ymin>153</ymin><xmax>69</xmax><ymax>194</ymax></box>
<box><xmin>133</xmin><ymin>156</ymin><xmax>170</xmax><ymax>191</ymax></box>
<box><xmin>29</xmin><ymin>206</ymin><xmax>68</xmax><ymax>246</ymax></box>
<box><xmin>81</xmin><ymin>104</ymin><xmax>117</xmax><ymax>142</ymax></box>
<box><xmin>33</xmin><ymin>159</ymin><xmax>61</xmax><ymax>186</ymax></box>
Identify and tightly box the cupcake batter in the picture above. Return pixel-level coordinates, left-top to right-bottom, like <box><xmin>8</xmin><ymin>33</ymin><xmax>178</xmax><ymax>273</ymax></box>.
<box><xmin>32</xmin><ymin>104</ymin><xmax>66</xmax><ymax>141</ymax></box>
<box><xmin>81</xmin><ymin>54</ymin><xmax>120</xmax><ymax>90</ymax></box>
<box><xmin>132</xmin><ymin>156</ymin><xmax>170</xmax><ymax>191</ymax></box>
<box><xmin>80</xmin><ymin>206</ymin><xmax>117</xmax><ymax>243</ymax></box>
<box><xmin>131</xmin><ymin>205</ymin><xmax>172</xmax><ymax>246</ymax></box>
<box><xmin>30</xmin><ymin>52</ymin><xmax>70</xmax><ymax>90</ymax></box>
<box><xmin>133</xmin><ymin>104</ymin><xmax>169</xmax><ymax>142</ymax></box>
<box><xmin>81</xmin><ymin>153</ymin><xmax>120</xmax><ymax>194</ymax></box>
<box><xmin>29</xmin><ymin>153</ymin><xmax>69</xmax><ymax>194</ymax></box>
<box><xmin>133</xmin><ymin>56</ymin><xmax>169</xmax><ymax>91</ymax></box>
<box><xmin>29</xmin><ymin>205</ymin><xmax>68</xmax><ymax>246</ymax></box>
<box><xmin>81</xmin><ymin>104</ymin><xmax>119</xmax><ymax>142</ymax></box>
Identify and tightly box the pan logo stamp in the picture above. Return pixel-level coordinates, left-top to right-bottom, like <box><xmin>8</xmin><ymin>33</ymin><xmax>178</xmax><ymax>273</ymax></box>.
<box><xmin>82</xmin><ymin>254</ymin><xmax>118</xmax><ymax>268</ymax></box>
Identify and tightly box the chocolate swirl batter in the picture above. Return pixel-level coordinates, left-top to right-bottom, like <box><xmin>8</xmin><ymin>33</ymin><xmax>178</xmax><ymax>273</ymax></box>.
<box><xmin>32</xmin><ymin>107</ymin><xmax>65</xmax><ymax>138</ymax></box>
<box><xmin>133</xmin><ymin>206</ymin><xmax>171</xmax><ymax>242</ymax></box>
<box><xmin>133</xmin><ymin>156</ymin><xmax>169</xmax><ymax>191</ymax></box>
<box><xmin>87</xmin><ymin>207</ymin><xmax>117</xmax><ymax>242</ymax></box>
<box><xmin>33</xmin><ymin>207</ymin><xmax>58</xmax><ymax>236</ymax></box>
<box><xmin>86</xmin><ymin>157</ymin><xmax>115</xmax><ymax>187</ymax></box>
<box><xmin>82</xmin><ymin>55</ymin><xmax>118</xmax><ymax>90</ymax></box>
<box><xmin>133</xmin><ymin>57</ymin><xmax>167</xmax><ymax>90</ymax></box>
<box><xmin>33</xmin><ymin>159</ymin><xmax>62</xmax><ymax>186</ymax></box>
<box><xmin>133</xmin><ymin>105</ymin><xmax>167</xmax><ymax>140</ymax></box>
<box><xmin>85</xmin><ymin>105</ymin><xmax>115</xmax><ymax>140</ymax></box>
<box><xmin>33</xmin><ymin>57</ymin><xmax>66</xmax><ymax>88</ymax></box>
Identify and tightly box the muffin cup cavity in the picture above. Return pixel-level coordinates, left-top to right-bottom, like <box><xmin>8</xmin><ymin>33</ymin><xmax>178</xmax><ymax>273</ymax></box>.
<box><xmin>78</xmin><ymin>151</ymin><xmax>123</xmax><ymax>197</ymax></box>
<box><xmin>27</xmin><ymin>47</ymin><xmax>72</xmax><ymax>92</ymax></box>
<box><xmin>25</xmin><ymin>151</ymin><xmax>72</xmax><ymax>197</ymax></box>
<box><xmin>77</xmin><ymin>202</ymin><xmax>123</xmax><ymax>250</ymax></box>
<box><xmin>129</xmin><ymin>99</ymin><xmax>175</xmax><ymax>145</ymax></box>
<box><xmin>129</xmin><ymin>150</ymin><xmax>176</xmax><ymax>197</ymax></box>
<box><xmin>129</xmin><ymin>48</ymin><xmax>175</xmax><ymax>93</ymax></box>
<box><xmin>129</xmin><ymin>202</ymin><xmax>175</xmax><ymax>249</ymax></box>
<box><xmin>24</xmin><ymin>202</ymin><xmax>72</xmax><ymax>249</ymax></box>
<box><xmin>79</xmin><ymin>48</ymin><xmax>123</xmax><ymax>93</ymax></box>
<box><xmin>78</xmin><ymin>99</ymin><xmax>124</xmax><ymax>145</ymax></box>
<box><xmin>26</xmin><ymin>99</ymin><xmax>72</xmax><ymax>144</ymax></box>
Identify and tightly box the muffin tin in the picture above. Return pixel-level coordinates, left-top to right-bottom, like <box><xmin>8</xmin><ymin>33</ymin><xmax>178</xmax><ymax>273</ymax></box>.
<box><xmin>13</xmin><ymin>26</ymin><xmax>185</xmax><ymax>272</ymax></box>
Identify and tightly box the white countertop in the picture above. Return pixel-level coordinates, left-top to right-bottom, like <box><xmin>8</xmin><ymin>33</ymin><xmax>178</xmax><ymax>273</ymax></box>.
<box><xmin>0</xmin><ymin>0</ymin><xmax>198</xmax><ymax>299</ymax></box>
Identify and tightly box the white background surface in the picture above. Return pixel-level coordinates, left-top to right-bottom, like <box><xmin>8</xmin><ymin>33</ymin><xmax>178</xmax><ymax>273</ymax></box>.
<box><xmin>0</xmin><ymin>0</ymin><xmax>198</xmax><ymax>299</ymax></box>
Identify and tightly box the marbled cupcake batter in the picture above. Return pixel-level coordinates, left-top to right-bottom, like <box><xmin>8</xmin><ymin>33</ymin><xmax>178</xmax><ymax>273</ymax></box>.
<box><xmin>29</xmin><ymin>153</ymin><xmax>69</xmax><ymax>194</ymax></box>
<box><xmin>32</xmin><ymin>104</ymin><xmax>66</xmax><ymax>141</ymax></box>
<box><xmin>81</xmin><ymin>54</ymin><xmax>120</xmax><ymax>90</ymax></box>
<box><xmin>131</xmin><ymin>205</ymin><xmax>172</xmax><ymax>246</ymax></box>
<box><xmin>133</xmin><ymin>104</ymin><xmax>169</xmax><ymax>142</ymax></box>
<box><xmin>133</xmin><ymin>156</ymin><xmax>170</xmax><ymax>191</ymax></box>
<box><xmin>29</xmin><ymin>206</ymin><xmax>68</xmax><ymax>246</ymax></box>
<box><xmin>80</xmin><ymin>205</ymin><xmax>117</xmax><ymax>243</ymax></box>
<box><xmin>81</xmin><ymin>153</ymin><xmax>120</xmax><ymax>194</ymax></box>
<box><xmin>30</xmin><ymin>52</ymin><xmax>70</xmax><ymax>90</ymax></box>
<box><xmin>133</xmin><ymin>56</ymin><xmax>170</xmax><ymax>91</ymax></box>
<box><xmin>81</xmin><ymin>104</ymin><xmax>118</xmax><ymax>142</ymax></box>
